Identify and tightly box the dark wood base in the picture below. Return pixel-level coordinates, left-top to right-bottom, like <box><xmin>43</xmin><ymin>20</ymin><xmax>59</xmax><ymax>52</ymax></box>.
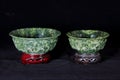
<box><xmin>71</xmin><ymin>53</ymin><xmax>101</xmax><ymax>64</ymax></box>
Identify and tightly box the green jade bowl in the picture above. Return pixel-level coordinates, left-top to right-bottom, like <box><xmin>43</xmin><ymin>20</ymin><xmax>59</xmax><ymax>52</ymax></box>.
<box><xmin>9</xmin><ymin>28</ymin><xmax>61</xmax><ymax>64</ymax></box>
<box><xmin>67</xmin><ymin>30</ymin><xmax>109</xmax><ymax>64</ymax></box>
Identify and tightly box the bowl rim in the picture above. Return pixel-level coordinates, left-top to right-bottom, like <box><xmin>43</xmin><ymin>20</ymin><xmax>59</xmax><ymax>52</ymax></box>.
<box><xmin>9</xmin><ymin>27</ymin><xmax>61</xmax><ymax>39</ymax></box>
<box><xmin>66</xmin><ymin>29</ymin><xmax>110</xmax><ymax>39</ymax></box>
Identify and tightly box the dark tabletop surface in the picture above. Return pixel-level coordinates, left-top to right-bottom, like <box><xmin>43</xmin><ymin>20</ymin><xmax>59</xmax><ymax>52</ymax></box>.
<box><xmin>0</xmin><ymin>44</ymin><xmax>120</xmax><ymax>80</ymax></box>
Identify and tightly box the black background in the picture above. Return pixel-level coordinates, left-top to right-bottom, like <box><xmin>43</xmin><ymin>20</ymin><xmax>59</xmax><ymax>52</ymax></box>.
<box><xmin>0</xmin><ymin>1</ymin><xmax>120</xmax><ymax>47</ymax></box>
<box><xmin>0</xmin><ymin>1</ymin><xmax>120</xmax><ymax>80</ymax></box>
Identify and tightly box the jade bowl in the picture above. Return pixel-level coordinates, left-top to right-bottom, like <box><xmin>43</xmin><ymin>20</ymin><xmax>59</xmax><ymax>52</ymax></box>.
<box><xmin>67</xmin><ymin>30</ymin><xmax>109</xmax><ymax>64</ymax></box>
<box><xmin>9</xmin><ymin>28</ymin><xmax>61</xmax><ymax>64</ymax></box>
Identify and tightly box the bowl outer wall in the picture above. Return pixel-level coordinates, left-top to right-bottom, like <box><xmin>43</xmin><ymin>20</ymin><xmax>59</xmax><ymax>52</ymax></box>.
<box><xmin>9</xmin><ymin>28</ymin><xmax>61</xmax><ymax>54</ymax></box>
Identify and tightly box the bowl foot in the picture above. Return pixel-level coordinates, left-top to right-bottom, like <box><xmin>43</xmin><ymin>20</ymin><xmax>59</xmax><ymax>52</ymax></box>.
<box><xmin>21</xmin><ymin>53</ymin><xmax>51</xmax><ymax>64</ymax></box>
<box><xmin>71</xmin><ymin>53</ymin><xmax>101</xmax><ymax>64</ymax></box>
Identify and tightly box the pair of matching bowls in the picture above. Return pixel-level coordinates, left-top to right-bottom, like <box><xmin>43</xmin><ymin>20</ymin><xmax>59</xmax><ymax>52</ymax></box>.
<box><xmin>9</xmin><ymin>28</ymin><xmax>109</xmax><ymax>64</ymax></box>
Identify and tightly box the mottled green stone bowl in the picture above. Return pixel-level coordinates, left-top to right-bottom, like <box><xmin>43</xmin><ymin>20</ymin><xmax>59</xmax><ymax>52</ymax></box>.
<box><xmin>67</xmin><ymin>30</ymin><xmax>109</xmax><ymax>54</ymax></box>
<box><xmin>9</xmin><ymin>28</ymin><xmax>61</xmax><ymax>54</ymax></box>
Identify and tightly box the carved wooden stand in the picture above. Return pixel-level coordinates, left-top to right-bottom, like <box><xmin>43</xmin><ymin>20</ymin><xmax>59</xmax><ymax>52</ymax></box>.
<box><xmin>21</xmin><ymin>53</ymin><xmax>51</xmax><ymax>64</ymax></box>
<box><xmin>72</xmin><ymin>53</ymin><xmax>101</xmax><ymax>64</ymax></box>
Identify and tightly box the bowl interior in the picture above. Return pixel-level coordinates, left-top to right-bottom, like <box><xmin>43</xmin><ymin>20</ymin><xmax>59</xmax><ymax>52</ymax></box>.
<box><xmin>67</xmin><ymin>30</ymin><xmax>109</xmax><ymax>39</ymax></box>
<box><xmin>9</xmin><ymin>28</ymin><xmax>61</xmax><ymax>38</ymax></box>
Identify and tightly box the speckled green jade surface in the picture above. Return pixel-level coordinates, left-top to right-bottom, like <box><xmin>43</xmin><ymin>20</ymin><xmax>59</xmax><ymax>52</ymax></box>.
<box><xmin>67</xmin><ymin>30</ymin><xmax>109</xmax><ymax>54</ymax></box>
<box><xmin>9</xmin><ymin>28</ymin><xmax>61</xmax><ymax>54</ymax></box>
